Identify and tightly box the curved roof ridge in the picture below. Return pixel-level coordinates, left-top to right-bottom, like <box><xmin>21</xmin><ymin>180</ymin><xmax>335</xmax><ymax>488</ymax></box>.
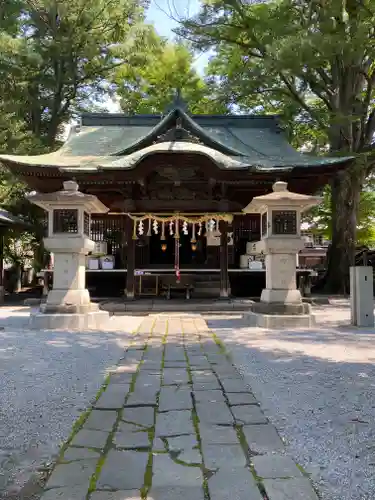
<box><xmin>112</xmin><ymin>107</ymin><xmax>246</xmax><ymax>157</ymax></box>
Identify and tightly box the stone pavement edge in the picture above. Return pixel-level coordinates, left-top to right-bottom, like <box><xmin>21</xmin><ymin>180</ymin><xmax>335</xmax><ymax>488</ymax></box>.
<box><xmin>39</xmin><ymin>314</ymin><xmax>319</xmax><ymax>500</ymax></box>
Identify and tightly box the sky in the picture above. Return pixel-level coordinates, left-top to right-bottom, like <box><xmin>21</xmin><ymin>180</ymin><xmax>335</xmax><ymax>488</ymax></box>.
<box><xmin>146</xmin><ymin>0</ymin><xmax>209</xmax><ymax>74</ymax></box>
<box><xmin>106</xmin><ymin>0</ymin><xmax>209</xmax><ymax>112</ymax></box>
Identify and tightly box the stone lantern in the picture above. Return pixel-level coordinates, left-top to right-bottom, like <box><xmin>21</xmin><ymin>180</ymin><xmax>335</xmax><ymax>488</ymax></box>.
<box><xmin>242</xmin><ymin>181</ymin><xmax>320</xmax><ymax>327</ymax></box>
<box><xmin>27</xmin><ymin>180</ymin><xmax>110</xmax><ymax>329</ymax></box>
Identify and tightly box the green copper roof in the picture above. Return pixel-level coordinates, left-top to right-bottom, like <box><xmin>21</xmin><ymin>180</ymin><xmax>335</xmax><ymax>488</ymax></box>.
<box><xmin>0</xmin><ymin>107</ymin><xmax>354</xmax><ymax>172</ymax></box>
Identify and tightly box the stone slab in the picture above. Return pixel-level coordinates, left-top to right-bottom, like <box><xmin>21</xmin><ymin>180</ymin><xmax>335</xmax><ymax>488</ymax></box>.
<box><xmin>125</xmin><ymin>387</ymin><xmax>158</xmax><ymax>407</ymax></box>
<box><xmin>220</xmin><ymin>379</ymin><xmax>249</xmax><ymax>393</ymax></box>
<box><xmin>164</xmin><ymin>349</ymin><xmax>186</xmax><ymax>362</ymax></box>
<box><xmin>252</xmin><ymin>455</ymin><xmax>303</xmax><ymax>479</ymax></box>
<box><xmin>214</xmin><ymin>367</ymin><xmax>242</xmax><ymax>379</ymax></box>
<box><xmin>205</xmin><ymin>354</ymin><xmax>226</xmax><ymax>365</ymax></box>
<box><xmin>159</xmin><ymin>387</ymin><xmax>192</xmax><ymax>411</ymax></box>
<box><xmin>95</xmin><ymin>385</ymin><xmax>129</xmax><ymax>409</ymax></box>
<box><xmin>148</xmin><ymin>486</ymin><xmax>205</xmax><ymax>500</ymax></box>
<box><xmin>167</xmin><ymin>435</ymin><xmax>201</xmax><ymax>464</ymax></box>
<box><xmin>162</xmin><ymin>368</ymin><xmax>190</xmax><ymax>385</ymax></box>
<box><xmin>41</xmin><ymin>486</ymin><xmax>88</xmax><ymax>500</ymax></box>
<box><xmin>207</xmin><ymin>467</ymin><xmax>263</xmax><ymax>500</ymax></box>
<box><xmin>232</xmin><ymin>405</ymin><xmax>268</xmax><ymax>425</ymax></box>
<box><xmin>263</xmin><ymin>478</ymin><xmax>319</xmax><ymax>500</ymax></box>
<box><xmin>242</xmin><ymin>424</ymin><xmax>285</xmax><ymax>454</ymax></box>
<box><xmin>191</xmin><ymin>370</ymin><xmax>218</xmax><ymax>384</ymax></box>
<box><xmin>202</xmin><ymin>444</ymin><xmax>246</xmax><ymax>469</ymax></box>
<box><xmin>196</xmin><ymin>402</ymin><xmax>233</xmax><ymax>425</ymax></box>
<box><xmin>114</xmin><ymin>423</ymin><xmax>150</xmax><ymax>449</ymax></box>
<box><xmin>45</xmin><ymin>460</ymin><xmax>97</xmax><ymax>489</ymax></box>
<box><xmin>226</xmin><ymin>393</ymin><xmax>257</xmax><ymax>406</ymax></box>
<box><xmin>97</xmin><ymin>450</ymin><xmax>148</xmax><ymax>490</ymax></box>
<box><xmin>199</xmin><ymin>425</ymin><xmax>239</xmax><ymax>445</ymax></box>
<box><xmin>110</xmin><ymin>372</ymin><xmax>135</xmax><ymax>384</ymax></box>
<box><xmin>90</xmin><ymin>492</ymin><xmax>142</xmax><ymax>500</ymax></box>
<box><xmin>84</xmin><ymin>410</ymin><xmax>118</xmax><ymax>432</ymax></box>
<box><xmin>70</xmin><ymin>429</ymin><xmax>109</xmax><ymax>449</ymax></box>
<box><xmin>62</xmin><ymin>447</ymin><xmax>100</xmax><ymax>462</ymax></box>
<box><xmin>164</xmin><ymin>361</ymin><xmax>188</xmax><ymax>368</ymax></box>
<box><xmin>193</xmin><ymin>382</ymin><xmax>222</xmax><ymax>393</ymax></box>
<box><xmin>151</xmin><ymin>454</ymin><xmax>203</xmax><ymax>487</ymax></box>
<box><xmin>134</xmin><ymin>373</ymin><xmax>161</xmax><ymax>391</ymax></box>
<box><xmin>110</xmin><ymin>363</ymin><xmax>139</xmax><ymax>375</ymax></box>
<box><xmin>152</xmin><ymin>437</ymin><xmax>165</xmax><ymax>452</ymax></box>
<box><xmin>243</xmin><ymin>311</ymin><xmax>315</xmax><ymax>329</ymax></box>
<box><xmin>188</xmin><ymin>358</ymin><xmax>211</xmax><ymax>369</ymax></box>
<box><xmin>155</xmin><ymin>410</ymin><xmax>194</xmax><ymax>437</ymax></box>
<box><xmin>29</xmin><ymin>310</ymin><xmax>110</xmax><ymax>330</ymax></box>
<box><xmin>122</xmin><ymin>406</ymin><xmax>155</xmax><ymax>427</ymax></box>
<box><xmin>194</xmin><ymin>390</ymin><xmax>225</xmax><ymax>403</ymax></box>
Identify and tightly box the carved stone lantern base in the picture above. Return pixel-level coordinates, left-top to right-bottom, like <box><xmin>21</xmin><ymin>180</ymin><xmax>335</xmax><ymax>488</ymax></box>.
<box><xmin>243</xmin><ymin>309</ymin><xmax>315</xmax><ymax>329</ymax></box>
<box><xmin>29</xmin><ymin>308</ymin><xmax>110</xmax><ymax>331</ymax></box>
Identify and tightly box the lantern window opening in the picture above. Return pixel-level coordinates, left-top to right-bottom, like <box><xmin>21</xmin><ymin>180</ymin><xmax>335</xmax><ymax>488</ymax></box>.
<box><xmin>53</xmin><ymin>209</ymin><xmax>79</xmax><ymax>234</ymax></box>
<box><xmin>272</xmin><ymin>210</ymin><xmax>297</xmax><ymax>235</ymax></box>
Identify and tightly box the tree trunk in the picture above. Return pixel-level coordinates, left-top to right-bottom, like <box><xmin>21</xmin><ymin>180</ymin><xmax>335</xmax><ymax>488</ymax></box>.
<box><xmin>324</xmin><ymin>167</ymin><xmax>363</xmax><ymax>294</ymax></box>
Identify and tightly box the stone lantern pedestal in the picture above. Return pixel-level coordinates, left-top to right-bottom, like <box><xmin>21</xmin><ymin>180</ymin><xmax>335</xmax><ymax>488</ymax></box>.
<box><xmin>27</xmin><ymin>181</ymin><xmax>110</xmax><ymax>330</ymax></box>
<box><xmin>242</xmin><ymin>181</ymin><xmax>320</xmax><ymax>328</ymax></box>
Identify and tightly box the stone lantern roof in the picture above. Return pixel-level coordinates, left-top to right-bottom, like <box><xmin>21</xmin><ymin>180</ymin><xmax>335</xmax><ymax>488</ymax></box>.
<box><xmin>242</xmin><ymin>181</ymin><xmax>321</xmax><ymax>213</ymax></box>
<box><xmin>27</xmin><ymin>180</ymin><xmax>109</xmax><ymax>214</ymax></box>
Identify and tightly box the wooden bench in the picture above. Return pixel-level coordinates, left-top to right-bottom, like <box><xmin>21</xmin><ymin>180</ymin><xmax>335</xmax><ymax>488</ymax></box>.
<box><xmin>160</xmin><ymin>274</ymin><xmax>195</xmax><ymax>300</ymax></box>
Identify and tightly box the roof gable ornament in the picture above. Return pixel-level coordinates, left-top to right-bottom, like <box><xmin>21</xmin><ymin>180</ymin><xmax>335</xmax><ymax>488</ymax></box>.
<box><xmin>154</xmin><ymin>123</ymin><xmax>203</xmax><ymax>145</ymax></box>
<box><xmin>165</xmin><ymin>88</ymin><xmax>189</xmax><ymax>113</ymax></box>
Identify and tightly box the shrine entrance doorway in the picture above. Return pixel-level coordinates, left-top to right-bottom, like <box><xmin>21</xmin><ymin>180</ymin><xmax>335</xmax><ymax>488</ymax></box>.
<box><xmin>148</xmin><ymin>224</ymin><xmax>207</xmax><ymax>267</ymax></box>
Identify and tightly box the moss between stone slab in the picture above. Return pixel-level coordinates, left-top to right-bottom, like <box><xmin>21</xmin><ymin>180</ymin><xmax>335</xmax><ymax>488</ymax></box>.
<box><xmin>211</xmin><ymin>332</ymin><xmax>227</xmax><ymax>354</ymax></box>
<box><xmin>235</xmin><ymin>425</ymin><xmax>271</xmax><ymax>499</ymax></box>
<box><xmin>296</xmin><ymin>462</ymin><xmax>311</xmax><ymax>477</ymax></box>
<box><xmin>58</xmin><ymin>374</ymin><xmax>110</xmax><ymax>460</ymax></box>
<box><xmin>140</xmin><ymin>392</ymin><xmax>158</xmax><ymax>499</ymax></box>
<box><xmin>88</xmin><ymin>453</ymin><xmax>107</xmax><ymax>493</ymax></box>
<box><xmin>184</xmin><ymin>348</ymin><xmax>210</xmax><ymax>500</ymax></box>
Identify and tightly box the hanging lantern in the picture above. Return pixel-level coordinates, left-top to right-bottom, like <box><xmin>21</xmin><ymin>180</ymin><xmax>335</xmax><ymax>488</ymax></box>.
<box><xmin>161</xmin><ymin>242</ymin><xmax>167</xmax><ymax>252</ymax></box>
<box><xmin>191</xmin><ymin>242</ymin><xmax>197</xmax><ymax>252</ymax></box>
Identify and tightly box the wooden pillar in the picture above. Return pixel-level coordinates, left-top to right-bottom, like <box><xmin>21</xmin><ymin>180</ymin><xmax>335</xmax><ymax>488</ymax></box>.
<box><xmin>125</xmin><ymin>216</ymin><xmax>135</xmax><ymax>299</ymax></box>
<box><xmin>219</xmin><ymin>221</ymin><xmax>230</xmax><ymax>298</ymax></box>
<box><xmin>0</xmin><ymin>230</ymin><xmax>4</xmax><ymax>303</ymax></box>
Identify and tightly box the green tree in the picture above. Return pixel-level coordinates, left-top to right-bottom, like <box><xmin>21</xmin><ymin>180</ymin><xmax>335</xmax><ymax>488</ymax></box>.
<box><xmin>305</xmin><ymin>185</ymin><xmax>375</xmax><ymax>248</ymax></box>
<box><xmin>179</xmin><ymin>0</ymin><xmax>375</xmax><ymax>292</ymax></box>
<box><xmin>113</xmin><ymin>37</ymin><xmax>227</xmax><ymax>115</ymax></box>
<box><xmin>0</xmin><ymin>0</ymin><xmax>152</xmax><ymax>150</ymax></box>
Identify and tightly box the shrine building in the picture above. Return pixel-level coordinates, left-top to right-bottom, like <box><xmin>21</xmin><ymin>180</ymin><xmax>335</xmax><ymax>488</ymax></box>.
<box><xmin>0</xmin><ymin>99</ymin><xmax>352</xmax><ymax>300</ymax></box>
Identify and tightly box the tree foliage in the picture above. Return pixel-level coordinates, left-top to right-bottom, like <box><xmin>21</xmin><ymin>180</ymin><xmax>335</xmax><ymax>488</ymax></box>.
<box><xmin>305</xmin><ymin>185</ymin><xmax>375</xmax><ymax>248</ymax></box>
<box><xmin>0</xmin><ymin>0</ymin><xmax>152</xmax><ymax>150</ymax></box>
<box><xmin>113</xmin><ymin>36</ymin><xmax>227</xmax><ymax>115</ymax></box>
<box><xmin>178</xmin><ymin>0</ymin><xmax>375</xmax><ymax>292</ymax></box>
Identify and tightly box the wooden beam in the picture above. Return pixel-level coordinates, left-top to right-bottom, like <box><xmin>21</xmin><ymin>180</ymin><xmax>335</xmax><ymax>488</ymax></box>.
<box><xmin>125</xmin><ymin>216</ymin><xmax>135</xmax><ymax>300</ymax></box>
<box><xmin>219</xmin><ymin>220</ymin><xmax>230</xmax><ymax>298</ymax></box>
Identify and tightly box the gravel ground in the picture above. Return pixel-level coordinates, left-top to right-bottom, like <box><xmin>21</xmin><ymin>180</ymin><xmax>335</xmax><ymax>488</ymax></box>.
<box><xmin>0</xmin><ymin>307</ymin><xmax>143</xmax><ymax>497</ymax></box>
<box><xmin>206</xmin><ymin>300</ymin><xmax>375</xmax><ymax>500</ymax></box>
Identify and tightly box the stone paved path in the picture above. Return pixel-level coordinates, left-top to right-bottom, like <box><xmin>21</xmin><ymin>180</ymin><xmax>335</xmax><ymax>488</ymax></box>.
<box><xmin>40</xmin><ymin>315</ymin><xmax>318</xmax><ymax>500</ymax></box>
